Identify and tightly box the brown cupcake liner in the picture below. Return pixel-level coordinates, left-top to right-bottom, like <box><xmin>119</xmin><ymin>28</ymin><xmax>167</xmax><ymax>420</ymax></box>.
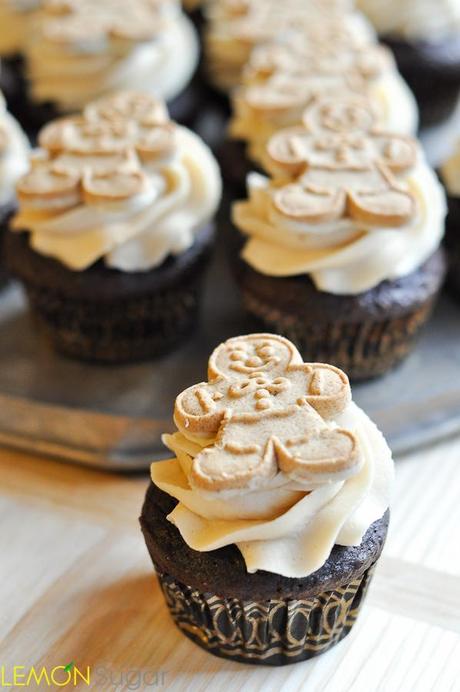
<box><xmin>156</xmin><ymin>564</ymin><xmax>375</xmax><ymax>666</ymax></box>
<box><xmin>241</xmin><ymin>288</ymin><xmax>436</xmax><ymax>381</ymax></box>
<box><xmin>23</xmin><ymin>272</ymin><xmax>205</xmax><ymax>363</ymax></box>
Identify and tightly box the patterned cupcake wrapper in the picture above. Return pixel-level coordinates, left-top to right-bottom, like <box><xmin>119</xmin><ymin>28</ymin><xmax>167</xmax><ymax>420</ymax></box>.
<box><xmin>242</xmin><ymin>288</ymin><xmax>435</xmax><ymax>381</ymax></box>
<box><xmin>157</xmin><ymin>565</ymin><xmax>375</xmax><ymax>666</ymax></box>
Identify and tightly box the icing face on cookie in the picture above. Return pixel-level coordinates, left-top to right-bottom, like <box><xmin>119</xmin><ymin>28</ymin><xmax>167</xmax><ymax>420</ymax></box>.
<box><xmin>265</xmin><ymin>97</ymin><xmax>417</xmax><ymax>226</ymax></box>
<box><xmin>175</xmin><ymin>334</ymin><xmax>361</xmax><ymax>491</ymax></box>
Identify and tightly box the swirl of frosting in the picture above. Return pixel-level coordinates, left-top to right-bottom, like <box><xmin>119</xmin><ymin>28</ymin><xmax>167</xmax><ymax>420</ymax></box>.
<box><xmin>23</xmin><ymin>0</ymin><xmax>199</xmax><ymax>111</ymax></box>
<box><xmin>357</xmin><ymin>0</ymin><xmax>460</xmax><ymax>41</ymax></box>
<box><xmin>0</xmin><ymin>91</ymin><xmax>30</xmax><ymax>206</ymax></box>
<box><xmin>205</xmin><ymin>0</ymin><xmax>375</xmax><ymax>90</ymax></box>
<box><xmin>12</xmin><ymin>91</ymin><xmax>222</xmax><ymax>271</ymax></box>
<box><xmin>230</xmin><ymin>32</ymin><xmax>418</xmax><ymax>162</ymax></box>
<box><xmin>233</xmin><ymin>96</ymin><xmax>446</xmax><ymax>295</ymax></box>
<box><xmin>151</xmin><ymin>333</ymin><xmax>394</xmax><ymax>579</ymax></box>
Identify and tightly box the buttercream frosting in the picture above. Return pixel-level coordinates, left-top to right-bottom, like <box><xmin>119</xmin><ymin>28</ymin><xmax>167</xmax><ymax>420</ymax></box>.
<box><xmin>357</xmin><ymin>0</ymin><xmax>460</xmax><ymax>41</ymax></box>
<box><xmin>24</xmin><ymin>0</ymin><xmax>199</xmax><ymax>111</ymax></box>
<box><xmin>151</xmin><ymin>333</ymin><xmax>394</xmax><ymax>578</ymax></box>
<box><xmin>0</xmin><ymin>91</ymin><xmax>30</xmax><ymax>207</ymax></box>
<box><xmin>12</xmin><ymin>91</ymin><xmax>222</xmax><ymax>271</ymax></box>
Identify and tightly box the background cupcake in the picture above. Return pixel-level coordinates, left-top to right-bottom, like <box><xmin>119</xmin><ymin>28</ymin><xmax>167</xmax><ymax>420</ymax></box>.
<box><xmin>357</xmin><ymin>0</ymin><xmax>460</xmax><ymax>126</ymax></box>
<box><xmin>12</xmin><ymin>0</ymin><xmax>200</xmax><ymax>132</ymax></box>
<box><xmin>440</xmin><ymin>143</ymin><xmax>460</xmax><ymax>300</ymax></box>
<box><xmin>5</xmin><ymin>91</ymin><xmax>222</xmax><ymax>362</ymax></box>
<box><xmin>204</xmin><ymin>0</ymin><xmax>375</xmax><ymax>93</ymax></box>
<box><xmin>232</xmin><ymin>96</ymin><xmax>446</xmax><ymax>380</ymax></box>
<box><xmin>0</xmin><ymin>89</ymin><xmax>29</xmax><ymax>284</ymax></box>
<box><xmin>141</xmin><ymin>333</ymin><xmax>394</xmax><ymax>665</ymax></box>
<box><xmin>224</xmin><ymin>27</ymin><xmax>418</xmax><ymax>193</ymax></box>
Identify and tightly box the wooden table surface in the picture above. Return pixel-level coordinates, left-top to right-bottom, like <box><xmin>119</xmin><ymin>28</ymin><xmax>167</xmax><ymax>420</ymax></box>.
<box><xmin>1</xmin><ymin>437</ymin><xmax>460</xmax><ymax>692</ymax></box>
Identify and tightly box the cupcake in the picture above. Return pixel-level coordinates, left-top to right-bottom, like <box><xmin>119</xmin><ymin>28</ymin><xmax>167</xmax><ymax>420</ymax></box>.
<box><xmin>232</xmin><ymin>96</ymin><xmax>447</xmax><ymax>380</ymax></box>
<box><xmin>357</xmin><ymin>0</ymin><xmax>460</xmax><ymax>126</ymax></box>
<box><xmin>15</xmin><ymin>0</ymin><xmax>200</xmax><ymax>132</ymax></box>
<box><xmin>225</xmin><ymin>27</ymin><xmax>418</xmax><ymax>193</ymax></box>
<box><xmin>140</xmin><ymin>332</ymin><xmax>394</xmax><ymax>665</ymax></box>
<box><xmin>0</xmin><ymin>89</ymin><xmax>30</xmax><ymax>283</ymax></box>
<box><xmin>440</xmin><ymin>144</ymin><xmax>460</xmax><ymax>300</ymax></box>
<box><xmin>5</xmin><ymin>91</ymin><xmax>222</xmax><ymax>362</ymax></box>
<box><xmin>204</xmin><ymin>0</ymin><xmax>375</xmax><ymax>93</ymax></box>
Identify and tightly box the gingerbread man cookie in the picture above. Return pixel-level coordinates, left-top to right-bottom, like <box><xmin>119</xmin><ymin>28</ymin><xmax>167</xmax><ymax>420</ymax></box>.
<box><xmin>241</xmin><ymin>36</ymin><xmax>391</xmax><ymax>114</ymax></box>
<box><xmin>174</xmin><ymin>334</ymin><xmax>362</xmax><ymax>491</ymax></box>
<box><xmin>41</xmin><ymin>0</ymin><xmax>171</xmax><ymax>45</ymax></box>
<box><xmin>17</xmin><ymin>92</ymin><xmax>176</xmax><ymax>209</ymax></box>
<box><xmin>265</xmin><ymin>96</ymin><xmax>417</xmax><ymax>226</ymax></box>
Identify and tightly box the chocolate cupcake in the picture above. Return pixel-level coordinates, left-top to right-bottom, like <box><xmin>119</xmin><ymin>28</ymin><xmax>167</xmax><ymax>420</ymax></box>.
<box><xmin>357</xmin><ymin>0</ymin><xmax>460</xmax><ymax>126</ymax></box>
<box><xmin>5</xmin><ymin>91</ymin><xmax>222</xmax><ymax>362</ymax></box>
<box><xmin>232</xmin><ymin>96</ymin><xmax>447</xmax><ymax>380</ymax></box>
<box><xmin>6</xmin><ymin>0</ymin><xmax>200</xmax><ymax>134</ymax></box>
<box><xmin>440</xmin><ymin>145</ymin><xmax>460</xmax><ymax>300</ymax></box>
<box><xmin>0</xmin><ymin>89</ymin><xmax>29</xmax><ymax>285</ymax></box>
<box><xmin>225</xmin><ymin>26</ymin><xmax>418</xmax><ymax>194</ymax></box>
<box><xmin>140</xmin><ymin>333</ymin><xmax>394</xmax><ymax>665</ymax></box>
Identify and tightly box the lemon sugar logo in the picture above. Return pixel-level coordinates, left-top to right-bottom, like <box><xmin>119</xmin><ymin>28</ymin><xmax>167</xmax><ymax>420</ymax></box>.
<box><xmin>0</xmin><ymin>662</ymin><xmax>90</xmax><ymax>687</ymax></box>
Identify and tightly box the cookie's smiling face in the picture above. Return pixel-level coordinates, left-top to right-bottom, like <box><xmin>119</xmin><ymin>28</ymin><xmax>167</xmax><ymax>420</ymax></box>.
<box><xmin>212</xmin><ymin>336</ymin><xmax>292</xmax><ymax>378</ymax></box>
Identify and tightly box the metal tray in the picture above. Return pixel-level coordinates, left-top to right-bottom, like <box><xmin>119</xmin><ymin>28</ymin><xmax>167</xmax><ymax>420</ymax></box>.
<box><xmin>1</xmin><ymin>106</ymin><xmax>460</xmax><ymax>471</ymax></box>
